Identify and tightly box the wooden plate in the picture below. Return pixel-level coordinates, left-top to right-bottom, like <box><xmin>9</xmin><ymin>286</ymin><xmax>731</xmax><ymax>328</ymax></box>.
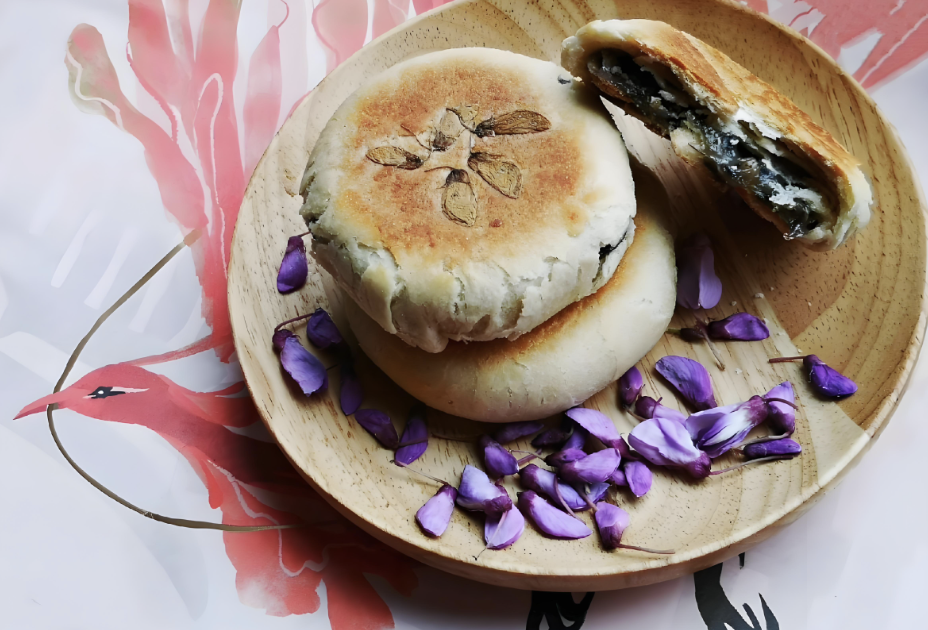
<box><xmin>228</xmin><ymin>0</ymin><xmax>927</xmax><ymax>590</ymax></box>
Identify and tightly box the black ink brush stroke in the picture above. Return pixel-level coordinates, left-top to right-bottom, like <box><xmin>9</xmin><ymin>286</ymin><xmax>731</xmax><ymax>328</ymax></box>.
<box><xmin>694</xmin><ymin>562</ymin><xmax>779</xmax><ymax>630</ymax></box>
<box><xmin>526</xmin><ymin>592</ymin><xmax>595</xmax><ymax>630</ymax></box>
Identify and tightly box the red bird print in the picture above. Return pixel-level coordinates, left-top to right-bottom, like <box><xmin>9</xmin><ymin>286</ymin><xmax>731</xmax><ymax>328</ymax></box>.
<box><xmin>16</xmin><ymin>363</ymin><xmax>418</xmax><ymax>625</ymax></box>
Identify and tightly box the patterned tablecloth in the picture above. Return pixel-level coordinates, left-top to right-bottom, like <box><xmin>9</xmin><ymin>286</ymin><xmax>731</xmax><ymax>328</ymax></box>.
<box><xmin>2</xmin><ymin>1</ymin><xmax>927</xmax><ymax>628</ymax></box>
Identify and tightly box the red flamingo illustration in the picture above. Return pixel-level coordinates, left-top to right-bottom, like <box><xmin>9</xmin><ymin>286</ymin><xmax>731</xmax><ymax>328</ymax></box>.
<box><xmin>802</xmin><ymin>0</ymin><xmax>928</xmax><ymax>88</ymax></box>
<box><xmin>15</xmin><ymin>361</ymin><xmax>418</xmax><ymax>624</ymax></box>
<box><xmin>32</xmin><ymin>1</ymin><xmax>431</xmax><ymax>623</ymax></box>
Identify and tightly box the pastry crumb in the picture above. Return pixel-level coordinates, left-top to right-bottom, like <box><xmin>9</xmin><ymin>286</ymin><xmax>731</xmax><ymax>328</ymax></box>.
<box><xmin>754</xmin><ymin>292</ymin><xmax>765</xmax><ymax>299</ymax></box>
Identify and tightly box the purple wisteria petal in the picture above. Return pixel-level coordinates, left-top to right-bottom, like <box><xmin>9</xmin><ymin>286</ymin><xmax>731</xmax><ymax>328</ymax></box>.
<box><xmin>339</xmin><ymin>362</ymin><xmax>363</xmax><ymax>416</ymax></box>
<box><xmin>764</xmin><ymin>381</ymin><xmax>795</xmax><ymax>434</ymax></box>
<box><xmin>676</xmin><ymin>233</ymin><xmax>722</xmax><ymax>310</ymax></box>
<box><xmin>635</xmin><ymin>396</ymin><xmax>687</xmax><ymax>423</ymax></box>
<box><xmin>635</xmin><ymin>396</ymin><xmax>659</xmax><ymax>419</ymax></box>
<box><xmin>519</xmin><ymin>464</ymin><xmax>606</xmax><ymax>512</ymax></box>
<box><xmin>623</xmin><ymin>461</ymin><xmax>653</xmax><ymax>498</ymax></box>
<box><xmin>558</xmin><ymin>448</ymin><xmax>621</xmax><ymax>485</ymax></box>
<box><xmin>656</xmin><ymin>356</ymin><xmax>717</xmax><ymax>410</ymax></box>
<box><xmin>618</xmin><ymin>366</ymin><xmax>644</xmax><ymax>408</ymax></box>
<box><xmin>306</xmin><ymin>308</ymin><xmax>343</xmax><ymax>349</ymax></box>
<box><xmin>804</xmin><ymin>355</ymin><xmax>858</xmax><ymax>399</ymax></box>
<box><xmin>272</xmin><ymin>329</ymin><xmax>294</xmax><ymax>351</ymax></box>
<box><xmin>686</xmin><ymin>396</ymin><xmax>767</xmax><ymax>458</ymax></box>
<box><xmin>279</xmin><ymin>335</ymin><xmax>328</xmax><ymax>396</ymax></box>
<box><xmin>277</xmin><ymin>236</ymin><xmax>308</xmax><ymax>293</ymax></box>
<box><xmin>456</xmin><ymin>465</ymin><xmax>513</xmax><ymax>516</ymax></box>
<box><xmin>531</xmin><ymin>428</ymin><xmax>571</xmax><ymax>449</ymax></box>
<box><xmin>480</xmin><ymin>435</ymin><xmax>519</xmax><ymax>478</ymax></box>
<box><xmin>545</xmin><ymin>448</ymin><xmax>588</xmax><ymax>468</ymax></box>
<box><xmin>743</xmin><ymin>438</ymin><xmax>802</xmax><ymax>460</ymax></box>
<box><xmin>629</xmin><ymin>417</ymin><xmax>711</xmax><ymax>479</ymax></box>
<box><xmin>416</xmin><ymin>484</ymin><xmax>457</xmax><ymax>537</ymax></box>
<box><xmin>594</xmin><ymin>502</ymin><xmax>630</xmax><ymax>549</ymax></box>
<box><xmin>518</xmin><ymin>491</ymin><xmax>592</xmax><ymax>539</ymax></box>
<box><xmin>354</xmin><ymin>409</ymin><xmax>399</xmax><ymax>449</ymax></box>
<box><xmin>561</xmin><ymin>426</ymin><xmax>588</xmax><ymax>451</ymax></box>
<box><xmin>707</xmin><ymin>313</ymin><xmax>770</xmax><ymax>341</ymax></box>
<box><xmin>565</xmin><ymin>408</ymin><xmax>623</xmax><ymax>449</ymax></box>
<box><xmin>609</xmin><ymin>469</ymin><xmax>627</xmax><ymax>486</ymax></box>
<box><xmin>395</xmin><ymin>407</ymin><xmax>429</xmax><ymax>466</ymax></box>
<box><xmin>484</xmin><ymin>506</ymin><xmax>525</xmax><ymax>550</ymax></box>
<box><xmin>494</xmin><ymin>421</ymin><xmax>545</xmax><ymax>444</ymax></box>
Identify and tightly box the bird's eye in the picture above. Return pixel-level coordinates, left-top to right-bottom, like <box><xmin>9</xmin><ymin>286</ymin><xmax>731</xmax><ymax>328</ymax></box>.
<box><xmin>87</xmin><ymin>386</ymin><xmax>126</xmax><ymax>399</ymax></box>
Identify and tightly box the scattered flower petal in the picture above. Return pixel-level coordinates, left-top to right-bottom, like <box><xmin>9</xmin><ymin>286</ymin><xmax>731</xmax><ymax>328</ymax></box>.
<box><xmin>764</xmin><ymin>381</ymin><xmax>795</xmax><ymax>434</ymax></box>
<box><xmin>480</xmin><ymin>435</ymin><xmax>519</xmax><ymax>478</ymax></box>
<box><xmin>484</xmin><ymin>506</ymin><xmax>525</xmax><ymax>550</ymax></box>
<box><xmin>272</xmin><ymin>328</ymin><xmax>293</xmax><ymax>351</ymax></box>
<box><xmin>531</xmin><ymin>427</ymin><xmax>571</xmax><ymax>449</ymax></box>
<box><xmin>707</xmin><ymin>313</ymin><xmax>770</xmax><ymax>341</ymax></box>
<box><xmin>306</xmin><ymin>308</ymin><xmax>344</xmax><ymax>349</ymax></box>
<box><xmin>558</xmin><ymin>448</ymin><xmax>621</xmax><ymax>485</ymax></box>
<box><xmin>277</xmin><ymin>235</ymin><xmax>308</xmax><ymax>293</ymax></box>
<box><xmin>354</xmin><ymin>409</ymin><xmax>399</xmax><ymax>449</ymax></box>
<box><xmin>618</xmin><ymin>366</ymin><xmax>643</xmax><ymax>408</ymax></box>
<box><xmin>594</xmin><ymin>502</ymin><xmax>630</xmax><ymax>549</ymax></box>
<box><xmin>655</xmin><ymin>356</ymin><xmax>717</xmax><ymax>410</ymax></box>
<box><xmin>743</xmin><ymin>438</ymin><xmax>802</xmax><ymax>460</ymax></box>
<box><xmin>395</xmin><ymin>406</ymin><xmax>429</xmax><ymax>466</ymax></box>
<box><xmin>629</xmin><ymin>417</ymin><xmax>711</xmax><ymax>479</ymax></box>
<box><xmin>635</xmin><ymin>396</ymin><xmax>686</xmax><ymax>423</ymax></box>
<box><xmin>676</xmin><ymin>233</ymin><xmax>722</xmax><ymax>310</ymax></box>
<box><xmin>561</xmin><ymin>425</ymin><xmax>589</xmax><ymax>451</ymax></box>
<box><xmin>805</xmin><ymin>355</ymin><xmax>858</xmax><ymax>399</ymax></box>
<box><xmin>609</xmin><ymin>469</ymin><xmax>627</xmax><ymax>487</ymax></box>
<box><xmin>565</xmin><ymin>407</ymin><xmax>624</xmax><ymax>449</ymax></box>
<box><xmin>416</xmin><ymin>484</ymin><xmax>457</xmax><ymax>537</ymax></box>
<box><xmin>686</xmin><ymin>396</ymin><xmax>768</xmax><ymax>458</ymax></box>
<box><xmin>623</xmin><ymin>461</ymin><xmax>652</xmax><ymax>497</ymax></box>
<box><xmin>494</xmin><ymin>420</ymin><xmax>545</xmax><ymax>444</ymax></box>
<box><xmin>277</xmin><ymin>333</ymin><xmax>328</xmax><ymax>396</ymax></box>
<box><xmin>544</xmin><ymin>448</ymin><xmax>588</xmax><ymax>468</ymax></box>
<box><xmin>456</xmin><ymin>465</ymin><xmax>512</xmax><ymax>516</ymax></box>
<box><xmin>519</xmin><ymin>464</ymin><xmax>606</xmax><ymax>512</ymax></box>
<box><xmin>339</xmin><ymin>361</ymin><xmax>363</xmax><ymax>416</ymax></box>
<box><xmin>518</xmin><ymin>491</ymin><xmax>592</xmax><ymax>539</ymax></box>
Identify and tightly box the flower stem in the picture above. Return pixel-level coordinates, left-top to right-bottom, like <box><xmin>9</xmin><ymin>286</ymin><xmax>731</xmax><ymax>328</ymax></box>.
<box><xmin>710</xmin><ymin>455</ymin><xmax>793</xmax><ymax>475</ymax></box>
<box><xmin>768</xmin><ymin>356</ymin><xmax>806</xmax><ymax>363</ymax></box>
<box><xmin>763</xmin><ymin>397</ymin><xmax>799</xmax><ymax>409</ymax></box>
<box><xmin>392</xmin><ymin>461</ymin><xmax>449</xmax><ymax>486</ymax></box>
<box><xmin>430</xmin><ymin>433</ymin><xmax>478</xmax><ymax>443</ymax></box>
<box><xmin>553</xmin><ymin>479</ymin><xmax>576</xmax><ymax>517</ymax></box>
<box><xmin>580</xmin><ymin>485</ymin><xmax>598</xmax><ymax>512</ymax></box>
<box><xmin>616</xmin><ymin>543</ymin><xmax>675</xmax><ymax>554</ymax></box>
<box><xmin>295</xmin><ymin>230</ymin><xmax>311</xmax><ymax>238</ymax></box>
<box><xmin>694</xmin><ymin>315</ymin><xmax>726</xmax><ymax>371</ymax></box>
<box><xmin>274</xmin><ymin>312</ymin><xmax>314</xmax><ymax>333</ymax></box>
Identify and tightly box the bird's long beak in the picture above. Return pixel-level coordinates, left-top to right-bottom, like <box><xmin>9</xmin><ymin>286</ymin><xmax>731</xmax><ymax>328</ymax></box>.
<box><xmin>14</xmin><ymin>389</ymin><xmax>91</xmax><ymax>419</ymax></box>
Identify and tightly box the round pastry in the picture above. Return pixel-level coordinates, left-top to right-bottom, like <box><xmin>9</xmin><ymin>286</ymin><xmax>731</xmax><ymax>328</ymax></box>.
<box><xmin>299</xmin><ymin>48</ymin><xmax>637</xmax><ymax>353</ymax></box>
<box><xmin>344</xmin><ymin>166</ymin><xmax>676</xmax><ymax>423</ymax></box>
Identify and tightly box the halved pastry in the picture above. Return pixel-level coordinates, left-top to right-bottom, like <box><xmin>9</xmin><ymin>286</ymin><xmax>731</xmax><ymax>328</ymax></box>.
<box><xmin>562</xmin><ymin>19</ymin><xmax>872</xmax><ymax>250</ymax></box>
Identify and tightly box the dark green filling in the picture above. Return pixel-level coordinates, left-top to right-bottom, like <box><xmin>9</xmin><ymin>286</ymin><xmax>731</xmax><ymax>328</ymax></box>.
<box><xmin>588</xmin><ymin>50</ymin><xmax>827</xmax><ymax>238</ymax></box>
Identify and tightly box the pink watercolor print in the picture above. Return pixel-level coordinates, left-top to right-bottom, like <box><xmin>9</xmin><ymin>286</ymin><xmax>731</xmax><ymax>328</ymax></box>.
<box><xmin>16</xmin><ymin>0</ymin><xmax>928</xmax><ymax>625</ymax></box>
<box><xmin>33</xmin><ymin>0</ymin><xmax>434</xmax><ymax>625</ymax></box>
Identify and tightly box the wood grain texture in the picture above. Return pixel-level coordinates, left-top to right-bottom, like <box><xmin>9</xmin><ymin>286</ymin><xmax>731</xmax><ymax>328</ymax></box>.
<box><xmin>228</xmin><ymin>0</ymin><xmax>928</xmax><ymax>590</ymax></box>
